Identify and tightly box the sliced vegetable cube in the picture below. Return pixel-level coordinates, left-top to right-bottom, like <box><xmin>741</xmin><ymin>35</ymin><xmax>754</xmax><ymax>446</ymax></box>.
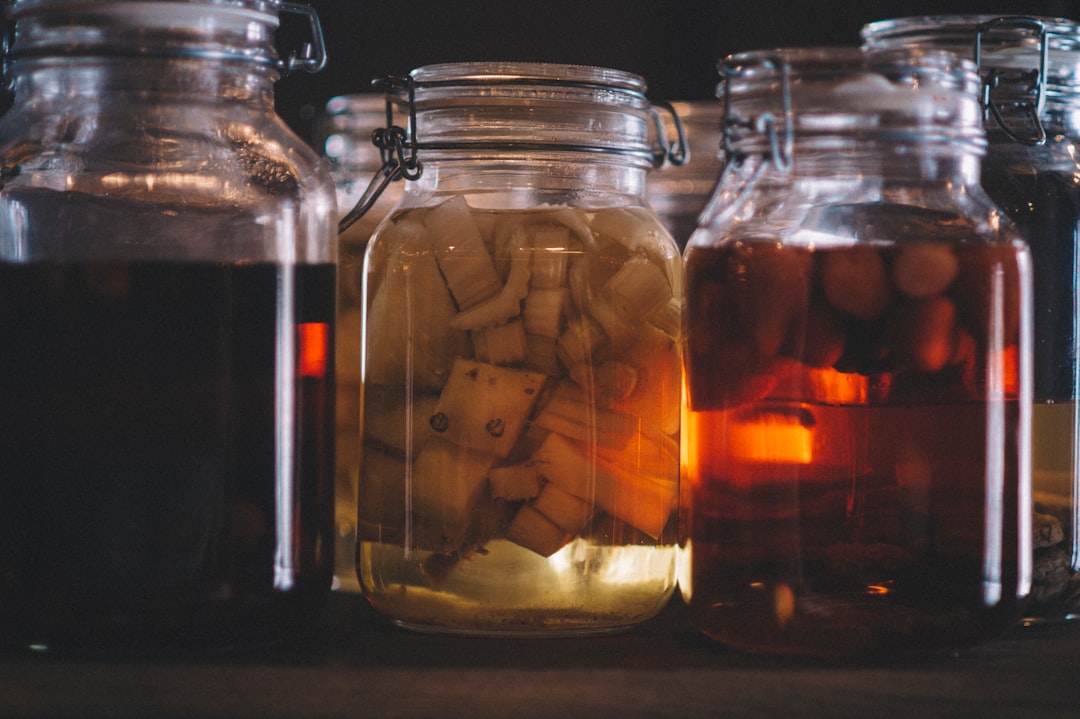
<box><xmin>430</xmin><ymin>358</ymin><xmax>546</xmax><ymax>457</ymax></box>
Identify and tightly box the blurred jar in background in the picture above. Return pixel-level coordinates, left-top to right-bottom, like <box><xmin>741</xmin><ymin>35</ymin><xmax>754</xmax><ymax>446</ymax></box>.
<box><xmin>864</xmin><ymin>15</ymin><xmax>1080</xmax><ymax>623</ymax></box>
<box><xmin>646</xmin><ymin>101</ymin><xmax>724</xmax><ymax>250</ymax></box>
<box><xmin>315</xmin><ymin>93</ymin><xmax>403</xmax><ymax>592</ymax></box>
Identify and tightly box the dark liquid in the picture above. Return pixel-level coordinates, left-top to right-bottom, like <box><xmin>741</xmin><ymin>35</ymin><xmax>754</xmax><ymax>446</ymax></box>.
<box><xmin>981</xmin><ymin>154</ymin><xmax>1080</xmax><ymax>617</ymax></box>
<box><xmin>0</xmin><ymin>261</ymin><xmax>335</xmax><ymax>651</ymax></box>
<box><xmin>684</xmin><ymin>240</ymin><xmax>1028</xmax><ymax>656</ymax></box>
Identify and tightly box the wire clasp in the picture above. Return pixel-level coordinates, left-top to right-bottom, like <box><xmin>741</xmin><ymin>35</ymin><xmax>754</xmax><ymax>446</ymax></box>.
<box><xmin>338</xmin><ymin>75</ymin><xmax>422</xmax><ymax>234</ymax></box>
<box><xmin>975</xmin><ymin>16</ymin><xmax>1049</xmax><ymax>147</ymax></box>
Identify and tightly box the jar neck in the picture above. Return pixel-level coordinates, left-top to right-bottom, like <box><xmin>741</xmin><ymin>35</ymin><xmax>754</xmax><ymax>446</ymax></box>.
<box><xmin>11</xmin><ymin>57</ymin><xmax>277</xmax><ymax>109</ymax></box>
<box><xmin>732</xmin><ymin>138</ymin><xmax>984</xmax><ymax>185</ymax></box>
<box><xmin>400</xmin><ymin>151</ymin><xmax>650</xmax><ymax>209</ymax></box>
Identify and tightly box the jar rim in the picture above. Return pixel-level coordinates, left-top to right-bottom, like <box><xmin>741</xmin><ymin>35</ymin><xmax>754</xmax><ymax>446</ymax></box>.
<box><xmin>862</xmin><ymin>14</ymin><xmax>1080</xmax><ymax>46</ymax></box>
<box><xmin>8</xmin><ymin>0</ymin><xmax>282</xmax><ymax>24</ymax></box>
<box><xmin>861</xmin><ymin>14</ymin><xmax>1080</xmax><ymax>96</ymax></box>
<box><xmin>5</xmin><ymin>0</ymin><xmax>294</xmax><ymax>70</ymax></box>
<box><xmin>407</xmin><ymin>61</ymin><xmax>650</xmax><ymax>98</ymax></box>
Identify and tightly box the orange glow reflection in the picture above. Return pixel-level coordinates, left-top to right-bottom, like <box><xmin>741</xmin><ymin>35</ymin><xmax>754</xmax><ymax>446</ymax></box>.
<box><xmin>729</xmin><ymin>413</ymin><xmax>813</xmax><ymax>464</ymax></box>
<box><xmin>298</xmin><ymin>322</ymin><xmax>328</xmax><ymax>378</ymax></box>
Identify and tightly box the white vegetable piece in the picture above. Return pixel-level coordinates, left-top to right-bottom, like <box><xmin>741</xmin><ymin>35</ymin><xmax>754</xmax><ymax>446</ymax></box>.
<box><xmin>428</xmin><ymin>358</ymin><xmax>546</xmax><ymax>458</ymax></box>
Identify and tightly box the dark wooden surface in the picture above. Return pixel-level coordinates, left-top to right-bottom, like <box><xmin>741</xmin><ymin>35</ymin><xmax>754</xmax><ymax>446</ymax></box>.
<box><xmin>3</xmin><ymin>592</ymin><xmax>1080</xmax><ymax>719</ymax></box>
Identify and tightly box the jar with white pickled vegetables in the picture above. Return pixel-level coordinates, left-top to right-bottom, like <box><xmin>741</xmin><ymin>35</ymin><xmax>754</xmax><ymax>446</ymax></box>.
<box><xmin>355</xmin><ymin>62</ymin><xmax>685</xmax><ymax>634</ymax></box>
<box><xmin>683</xmin><ymin>48</ymin><xmax>1033</xmax><ymax>657</ymax></box>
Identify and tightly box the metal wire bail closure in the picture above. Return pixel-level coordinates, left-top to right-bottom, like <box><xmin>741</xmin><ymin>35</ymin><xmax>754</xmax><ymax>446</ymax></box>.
<box><xmin>721</xmin><ymin>54</ymin><xmax>794</xmax><ymax>173</ymax></box>
<box><xmin>653</xmin><ymin>100</ymin><xmax>690</xmax><ymax>168</ymax></box>
<box><xmin>338</xmin><ymin>67</ymin><xmax>689</xmax><ymax>234</ymax></box>
<box><xmin>975</xmin><ymin>16</ymin><xmax>1049</xmax><ymax>147</ymax></box>
<box><xmin>705</xmin><ymin>54</ymin><xmax>794</xmax><ymax>228</ymax></box>
<box><xmin>337</xmin><ymin>75</ymin><xmax>422</xmax><ymax>234</ymax></box>
<box><xmin>278</xmin><ymin>2</ymin><xmax>327</xmax><ymax>75</ymax></box>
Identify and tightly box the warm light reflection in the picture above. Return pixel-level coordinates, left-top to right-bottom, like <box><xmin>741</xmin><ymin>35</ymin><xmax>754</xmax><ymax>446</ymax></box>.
<box><xmin>729</xmin><ymin>413</ymin><xmax>813</xmax><ymax>464</ymax></box>
<box><xmin>298</xmin><ymin>322</ymin><xmax>329</xmax><ymax>378</ymax></box>
<box><xmin>100</xmin><ymin>172</ymin><xmax>223</xmax><ymax>192</ymax></box>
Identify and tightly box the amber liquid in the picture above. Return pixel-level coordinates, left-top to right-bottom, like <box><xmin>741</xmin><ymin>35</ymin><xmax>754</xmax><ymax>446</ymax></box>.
<box><xmin>0</xmin><ymin>261</ymin><xmax>335</xmax><ymax>650</ymax></box>
<box><xmin>684</xmin><ymin>240</ymin><xmax>1029</xmax><ymax>656</ymax></box>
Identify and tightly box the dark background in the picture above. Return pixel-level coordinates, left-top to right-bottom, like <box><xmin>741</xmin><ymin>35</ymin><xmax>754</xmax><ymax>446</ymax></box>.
<box><xmin>275</xmin><ymin>0</ymin><xmax>1080</xmax><ymax>145</ymax></box>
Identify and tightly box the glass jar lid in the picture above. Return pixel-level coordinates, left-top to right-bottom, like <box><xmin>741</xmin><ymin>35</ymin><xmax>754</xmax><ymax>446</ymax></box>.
<box><xmin>392</xmin><ymin>61</ymin><xmax>675</xmax><ymax>168</ymax></box>
<box><xmin>862</xmin><ymin>15</ymin><xmax>1080</xmax><ymax>98</ymax></box>
<box><xmin>719</xmin><ymin>46</ymin><xmax>985</xmax><ymax>165</ymax></box>
<box><xmin>5</xmin><ymin>0</ymin><xmax>325</xmax><ymax>74</ymax></box>
<box><xmin>862</xmin><ymin>15</ymin><xmax>1080</xmax><ymax>145</ymax></box>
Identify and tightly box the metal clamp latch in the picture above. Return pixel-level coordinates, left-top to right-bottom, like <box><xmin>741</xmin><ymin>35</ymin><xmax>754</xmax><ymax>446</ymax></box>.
<box><xmin>278</xmin><ymin>2</ymin><xmax>327</xmax><ymax>75</ymax></box>
<box><xmin>338</xmin><ymin>75</ymin><xmax>422</xmax><ymax>234</ymax></box>
<box><xmin>975</xmin><ymin>16</ymin><xmax>1049</xmax><ymax>147</ymax></box>
<box><xmin>721</xmin><ymin>54</ymin><xmax>793</xmax><ymax>173</ymax></box>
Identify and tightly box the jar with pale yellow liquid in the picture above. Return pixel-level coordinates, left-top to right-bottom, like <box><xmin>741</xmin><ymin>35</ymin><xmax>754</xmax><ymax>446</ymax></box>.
<box><xmin>356</xmin><ymin>62</ymin><xmax>684</xmax><ymax>634</ymax></box>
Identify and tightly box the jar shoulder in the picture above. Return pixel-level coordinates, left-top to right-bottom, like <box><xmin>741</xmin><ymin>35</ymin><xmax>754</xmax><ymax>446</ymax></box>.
<box><xmin>0</xmin><ymin>101</ymin><xmax>332</xmax><ymax>201</ymax></box>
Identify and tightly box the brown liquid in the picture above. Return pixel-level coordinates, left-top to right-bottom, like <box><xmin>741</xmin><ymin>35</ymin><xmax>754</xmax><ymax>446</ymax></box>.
<box><xmin>0</xmin><ymin>261</ymin><xmax>335</xmax><ymax>651</ymax></box>
<box><xmin>684</xmin><ymin>240</ymin><xmax>1029</xmax><ymax>656</ymax></box>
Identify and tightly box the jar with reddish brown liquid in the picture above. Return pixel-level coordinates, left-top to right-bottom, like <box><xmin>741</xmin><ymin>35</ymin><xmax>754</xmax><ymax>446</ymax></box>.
<box><xmin>684</xmin><ymin>227</ymin><xmax>1031</xmax><ymax>657</ymax></box>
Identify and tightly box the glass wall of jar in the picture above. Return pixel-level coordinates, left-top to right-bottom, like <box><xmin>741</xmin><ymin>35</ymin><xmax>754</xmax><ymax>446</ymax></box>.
<box><xmin>646</xmin><ymin>100</ymin><xmax>724</xmax><ymax>250</ymax></box>
<box><xmin>314</xmin><ymin>93</ymin><xmax>403</xmax><ymax>593</ymax></box>
<box><xmin>0</xmin><ymin>0</ymin><xmax>338</xmax><ymax>651</ymax></box>
<box><xmin>863</xmin><ymin>14</ymin><xmax>1080</xmax><ymax>624</ymax></box>
<box><xmin>357</xmin><ymin>62</ymin><xmax>683</xmax><ymax>635</ymax></box>
<box><xmin>682</xmin><ymin>47</ymin><xmax>1033</xmax><ymax>657</ymax></box>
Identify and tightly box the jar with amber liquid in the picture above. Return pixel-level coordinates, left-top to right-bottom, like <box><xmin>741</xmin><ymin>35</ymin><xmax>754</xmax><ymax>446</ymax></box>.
<box><xmin>864</xmin><ymin>14</ymin><xmax>1080</xmax><ymax>622</ymax></box>
<box><xmin>357</xmin><ymin>63</ymin><xmax>683</xmax><ymax>634</ymax></box>
<box><xmin>683</xmin><ymin>47</ymin><xmax>1033</xmax><ymax>657</ymax></box>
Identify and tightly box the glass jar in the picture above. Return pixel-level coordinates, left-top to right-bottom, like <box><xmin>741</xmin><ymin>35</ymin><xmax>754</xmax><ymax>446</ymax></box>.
<box><xmin>0</xmin><ymin>0</ymin><xmax>338</xmax><ymax>651</ymax></box>
<box><xmin>863</xmin><ymin>14</ymin><xmax>1080</xmax><ymax>623</ymax></box>
<box><xmin>683</xmin><ymin>47</ymin><xmax>1033</xmax><ymax>657</ymax></box>
<box><xmin>357</xmin><ymin>62</ymin><xmax>683</xmax><ymax>635</ymax></box>
<box><xmin>315</xmin><ymin>93</ymin><xmax>403</xmax><ymax>593</ymax></box>
<box><xmin>646</xmin><ymin>100</ymin><xmax>724</xmax><ymax>250</ymax></box>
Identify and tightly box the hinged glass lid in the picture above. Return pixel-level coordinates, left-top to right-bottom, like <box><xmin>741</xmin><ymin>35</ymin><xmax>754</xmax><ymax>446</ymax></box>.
<box><xmin>3</xmin><ymin>0</ymin><xmax>326</xmax><ymax>76</ymax></box>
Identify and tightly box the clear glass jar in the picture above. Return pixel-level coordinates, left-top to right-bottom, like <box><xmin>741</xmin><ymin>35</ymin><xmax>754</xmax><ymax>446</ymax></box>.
<box><xmin>863</xmin><ymin>14</ymin><xmax>1080</xmax><ymax>623</ymax></box>
<box><xmin>357</xmin><ymin>62</ymin><xmax>682</xmax><ymax>635</ymax></box>
<box><xmin>315</xmin><ymin>93</ymin><xmax>403</xmax><ymax>593</ymax></box>
<box><xmin>0</xmin><ymin>0</ymin><xmax>338</xmax><ymax>651</ymax></box>
<box><xmin>683</xmin><ymin>47</ymin><xmax>1033</xmax><ymax>657</ymax></box>
<box><xmin>646</xmin><ymin>100</ymin><xmax>724</xmax><ymax>250</ymax></box>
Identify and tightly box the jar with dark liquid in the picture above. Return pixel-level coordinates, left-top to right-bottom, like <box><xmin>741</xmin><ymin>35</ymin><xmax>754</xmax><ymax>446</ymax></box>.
<box><xmin>863</xmin><ymin>14</ymin><xmax>1080</xmax><ymax>623</ymax></box>
<box><xmin>357</xmin><ymin>63</ymin><xmax>683</xmax><ymax>634</ymax></box>
<box><xmin>0</xmin><ymin>0</ymin><xmax>338</xmax><ymax>651</ymax></box>
<box><xmin>683</xmin><ymin>47</ymin><xmax>1033</xmax><ymax>657</ymax></box>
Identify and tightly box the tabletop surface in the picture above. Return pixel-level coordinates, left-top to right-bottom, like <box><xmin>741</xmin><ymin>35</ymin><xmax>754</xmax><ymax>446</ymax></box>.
<box><xmin>3</xmin><ymin>592</ymin><xmax>1080</xmax><ymax>719</ymax></box>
